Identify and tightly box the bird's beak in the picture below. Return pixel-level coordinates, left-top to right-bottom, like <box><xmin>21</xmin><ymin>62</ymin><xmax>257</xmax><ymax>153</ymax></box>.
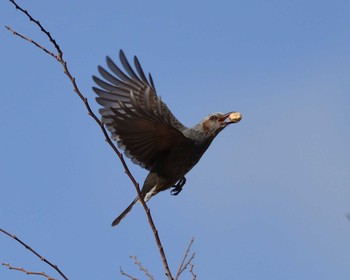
<box><xmin>218</xmin><ymin>112</ymin><xmax>242</xmax><ymax>125</ymax></box>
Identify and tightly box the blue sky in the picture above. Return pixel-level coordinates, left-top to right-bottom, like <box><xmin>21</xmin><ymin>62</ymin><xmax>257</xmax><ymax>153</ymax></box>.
<box><xmin>1</xmin><ymin>0</ymin><xmax>350</xmax><ymax>279</ymax></box>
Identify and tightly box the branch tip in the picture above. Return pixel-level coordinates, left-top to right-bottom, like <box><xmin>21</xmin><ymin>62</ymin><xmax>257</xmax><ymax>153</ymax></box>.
<box><xmin>6</xmin><ymin>1</ymin><xmax>177</xmax><ymax>279</ymax></box>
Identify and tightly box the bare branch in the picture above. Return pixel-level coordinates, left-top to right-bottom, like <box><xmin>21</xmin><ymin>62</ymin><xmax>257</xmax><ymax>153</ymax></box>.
<box><xmin>0</xmin><ymin>228</ymin><xmax>68</xmax><ymax>280</ymax></box>
<box><xmin>8</xmin><ymin>0</ymin><xmax>62</xmax><ymax>57</ymax></box>
<box><xmin>175</xmin><ymin>238</ymin><xmax>196</xmax><ymax>280</ymax></box>
<box><xmin>2</xmin><ymin>263</ymin><xmax>56</xmax><ymax>280</ymax></box>
<box><xmin>189</xmin><ymin>263</ymin><xmax>197</xmax><ymax>280</ymax></box>
<box><xmin>130</xmin><ymin>256</ymin><xmax>154</xmax><ymax>280</ymax></box>
<box><xmin>6</xmin><ymin>1</ymin><xmax>173</xmax><ymax>279</ymax></box>
<box><xmin>120</xmin><ymin>267</ymin><xmax>139</xmax><ymax>280</ymax></box>
<box><xmin>5</xmin><ymin>25</ymin><xmax>57</xmax><ymax>59</ymax></box>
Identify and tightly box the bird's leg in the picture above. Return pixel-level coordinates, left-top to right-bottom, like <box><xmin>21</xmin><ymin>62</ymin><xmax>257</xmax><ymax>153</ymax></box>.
<box><xmin>170</xmin><ymin>177</ymin><xmax>187</xmax><ymax>196</ymax></box>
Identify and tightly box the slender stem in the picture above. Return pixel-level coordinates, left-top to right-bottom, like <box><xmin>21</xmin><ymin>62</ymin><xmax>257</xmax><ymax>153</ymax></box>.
<box><xmin>6</xmin><ymin>1</ymin><xmax>173</xmax><ymax>278</ymax></box>
<box><xmin>0</xmin><ymin>228</ymin><xmax>68</xmax><ymax>280</ymax></box>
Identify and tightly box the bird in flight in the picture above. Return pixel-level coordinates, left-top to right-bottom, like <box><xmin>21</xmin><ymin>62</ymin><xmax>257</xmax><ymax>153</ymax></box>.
<box><xmin>93</xmin><ymin>50</ymin><xmax>242</xmax><ymax>226</ymax></box>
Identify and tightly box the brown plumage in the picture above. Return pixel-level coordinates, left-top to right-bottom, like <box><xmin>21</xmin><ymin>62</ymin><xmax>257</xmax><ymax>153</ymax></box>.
<box><xmin>93</xmin><ymin>50</ymin><xmax>242</xmax><ymax>226</ymax></box>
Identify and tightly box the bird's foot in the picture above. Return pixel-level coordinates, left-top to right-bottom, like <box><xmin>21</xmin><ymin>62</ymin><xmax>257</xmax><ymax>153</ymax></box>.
<box><xmin>171</xmin><ymin>177</ymin><xmax>187</xmax><ymax>196</ymax></box>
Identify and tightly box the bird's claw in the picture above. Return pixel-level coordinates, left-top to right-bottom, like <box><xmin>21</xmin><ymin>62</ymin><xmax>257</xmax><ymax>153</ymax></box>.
<box><xmin>171</xmin><ymin>177</ymin><xmax>187</xmax><ymax>196</ymax></box>
<box><xmin>171</xmin><ymin>187</ymin><xmax>182</xmax><ymax>196</ymax></box>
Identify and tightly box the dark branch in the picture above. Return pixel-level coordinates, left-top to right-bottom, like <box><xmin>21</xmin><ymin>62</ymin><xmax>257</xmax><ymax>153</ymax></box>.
<box><xmin>9</xmin><ymin>0</ymin><xmax>62</xmax><ymax>57</ymax></box>
<box><xmin>0</xmin><ymin>228</ymin><xmax>68</xmax><ymax>280</ymax></box>
<box><xmin>6</xmin><ymin>1</ymin><xmax>173</xmax><ymax>279</ymax></box>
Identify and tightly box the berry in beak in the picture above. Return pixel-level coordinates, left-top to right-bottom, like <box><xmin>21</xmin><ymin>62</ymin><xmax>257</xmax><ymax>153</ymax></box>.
<box><xmin>218</xmin><ymin>112</ymin><xmax>242</xmax><ymax>125</ymax></box>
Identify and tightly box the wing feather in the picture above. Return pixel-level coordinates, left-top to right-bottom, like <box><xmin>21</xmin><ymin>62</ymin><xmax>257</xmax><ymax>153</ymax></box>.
<box><xmin>149</xmin><ymin>73</ymin><xmax>156</xmax><ymax>92</ymax></box>
<box><xmin>93</xmin><ymin>50</ymin><xmax>190</xmax><ymax>170</ymax></box>
<box><xmin>119</xmin><ymin>50</ymin><xmax>143</xmax><ymax>85</ymax></box>
<box><xmin>134</xmin><ymin>56</ymin><xmax>150</xmax><ymax>86</ymax></box>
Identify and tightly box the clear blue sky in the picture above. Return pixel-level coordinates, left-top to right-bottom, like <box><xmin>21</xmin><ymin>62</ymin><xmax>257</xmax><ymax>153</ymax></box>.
<box><xmin>1</xmin><ymin>1</ymin><xmax>350</xmax><ymax>279</ymax></box>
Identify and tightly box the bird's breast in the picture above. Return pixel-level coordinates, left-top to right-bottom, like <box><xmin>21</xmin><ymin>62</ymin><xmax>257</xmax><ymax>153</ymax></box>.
<box><xmin>156</xmin><ymin>141</ymin><xmax>211</xmax><ymax>180</ymax></box>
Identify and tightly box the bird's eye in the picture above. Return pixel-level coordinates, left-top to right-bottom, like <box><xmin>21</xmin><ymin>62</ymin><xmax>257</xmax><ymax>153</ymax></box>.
<box><xmin>209</xmin><ymin>115</ymin><xmax>216</xmax><ymax>121</ymax></box>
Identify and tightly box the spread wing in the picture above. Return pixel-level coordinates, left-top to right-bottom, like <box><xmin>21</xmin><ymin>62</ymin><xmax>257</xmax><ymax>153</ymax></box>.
<box><xmin>92</xmin><ymin>50</ymin><xmax>190</xmax><ymax>170</ymax></box>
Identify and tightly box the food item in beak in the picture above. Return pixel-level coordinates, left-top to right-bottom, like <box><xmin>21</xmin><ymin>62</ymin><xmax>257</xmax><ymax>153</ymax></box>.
<box><xmin>229</xmin><ymin>112</ymin><xmax>242</xmax><ymax>123</ymax></box>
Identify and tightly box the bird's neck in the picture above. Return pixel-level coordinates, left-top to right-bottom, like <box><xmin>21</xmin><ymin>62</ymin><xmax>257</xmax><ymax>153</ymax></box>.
<box><xmin>183</xmin><ymin>127</ymin><xmax>216</xmax><ymax>147</ymax></box>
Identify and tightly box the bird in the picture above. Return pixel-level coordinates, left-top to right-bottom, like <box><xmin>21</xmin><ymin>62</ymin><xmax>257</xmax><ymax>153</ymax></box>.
<box><xmin>92</xmin><ymin>50</ymin><xmax>242</xmax><ymax>226</ymax></box>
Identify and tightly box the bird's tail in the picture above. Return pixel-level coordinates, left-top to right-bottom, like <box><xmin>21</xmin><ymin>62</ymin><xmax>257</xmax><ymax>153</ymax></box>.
<box><xmin>111</xmin><ymin>197</ymin><xmax>138</xmax><ymax>227</ymax></box>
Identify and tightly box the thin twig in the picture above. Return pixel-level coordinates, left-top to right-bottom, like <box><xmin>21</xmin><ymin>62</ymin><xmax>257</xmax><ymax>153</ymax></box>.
<box><xmin>0</xmin><ymin>228</ymin><xmax>68</xmax><ymax>280</ymax></box>
<box><xmin>9</xmin><ymin>0</ymin><xmax>62</xmax><ymax>56</ymax></box>
<box><xmin>120</xmin><ymin>267</ymin><xmax>139</xmax><ymax>280</ymax></box>
<box><xmin>130</xmin><ymin>256</ymin><xmax>154</xmax><ymax>280</ymax></box>
<box><xmin>175</xmin><ymin>238</ymin><xmax>195</xmax><ymax>279</ymax></box>
<box><xmin>189</xmin><ymin>263</ymin><xmax>197</xmax><ymax>280</ymax></box>
<box><xmin>2</xmin><ymin>263</ymin><xmax>56</xmax><ymax>280</ymax></box>
<box><xmin>183</xmin><ymin>253</ymin><xmax>196</xmax><ymax>277</ymax></box>
<box><xmin>5</xmin><ymin>26</ymin><xmax>57</xmax><ymax>59</ymax></box>
<box><xmin>7</xmin><ymin>1</ymin><xmax>173</xmax><ymax>279</ymax></box>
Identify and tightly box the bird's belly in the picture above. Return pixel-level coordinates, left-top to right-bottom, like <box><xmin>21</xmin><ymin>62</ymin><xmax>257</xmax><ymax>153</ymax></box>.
<box><xmin>158</xmin><ymin>151</ymin><xmax>203</xmax><ymax>182</ymax></box>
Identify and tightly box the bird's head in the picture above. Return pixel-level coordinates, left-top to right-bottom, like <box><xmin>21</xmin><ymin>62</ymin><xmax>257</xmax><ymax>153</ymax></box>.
<box><xmin>200</xmin><ymin>111</ymin><xmax>242</xmax><ymax>137</ymax></box>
